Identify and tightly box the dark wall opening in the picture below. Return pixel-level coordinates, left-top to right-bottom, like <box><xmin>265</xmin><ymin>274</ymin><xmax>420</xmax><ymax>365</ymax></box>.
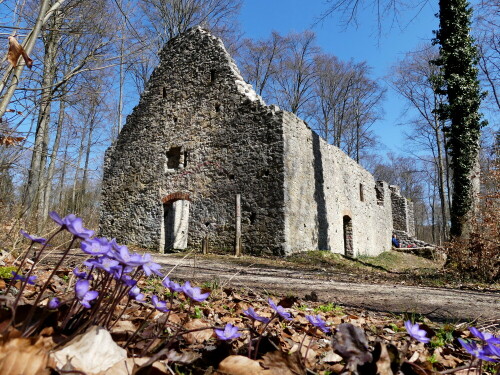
<box><xmin>167</xmin><ymin>147</ymin><xmax>182</xmax><ymax>169</ymax></box>
<box><xmin>343</xmin><ymin>215</ymin><xmax>353</xmax><ymax>257</ymax></box>
<box><xmin>163</xmin><ymin>202</ymin><xmax>175</xmax><ymax>252</ymax></box>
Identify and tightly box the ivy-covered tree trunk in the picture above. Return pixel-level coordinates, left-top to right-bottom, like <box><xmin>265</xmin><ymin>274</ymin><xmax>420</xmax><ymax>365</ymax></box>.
<box><xmin>432</xmin><ymin>0</ymin><xmax>485</xmax><ymax>240</ymax></box>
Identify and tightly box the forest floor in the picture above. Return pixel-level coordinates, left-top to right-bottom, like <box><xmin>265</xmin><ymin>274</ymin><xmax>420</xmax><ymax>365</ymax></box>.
<box><xmin>149</xmin><ymin>250</ymin><xmax>500</xmax><ymax>322</ymax></box>
<box><xmin>2</xmin><ymin>246</ymin><xmax>499</xmax><ymax>374</ymax></box>
<box><xmin>44</xmin><ymin>246</ymin><xmax>500</xmax><ymax>322</ymax></box>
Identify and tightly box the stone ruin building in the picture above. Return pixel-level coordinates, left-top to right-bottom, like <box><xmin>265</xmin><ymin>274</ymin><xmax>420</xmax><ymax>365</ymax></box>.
<box><xmin>100</xmin><ymin>26</ymin><xmax>423</xmax><ymax>257</ymax></box>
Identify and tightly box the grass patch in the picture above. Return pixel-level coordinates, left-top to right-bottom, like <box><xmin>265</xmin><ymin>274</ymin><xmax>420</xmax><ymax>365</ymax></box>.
<box><xmin>358</xmin><ymin>251</ymin><xmax>442</xmax><ymax>272</ymax></box>
<box><xmin>313</xmin><ymin>302</ymin><xmax>343</xmax><ymax>314</ymax></box>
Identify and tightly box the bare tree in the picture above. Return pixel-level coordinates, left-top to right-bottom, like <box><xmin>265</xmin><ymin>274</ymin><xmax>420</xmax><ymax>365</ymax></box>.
<box><xmin>128</xmin><ymin>0</ymin><xmax>242</xmax><ymax>94</ymax></box>
<box><xmin>474</xmin><ymin>0</ymin><xmax>500</xmax><ymax>112</ymax></box>
<box><xmin>0</xmin><ymin>0</ymin><xmax>67</xmax><ymax>118</ymax></box>
<box><xmin>272</xmin><ymin>30</ymin><xmax>319</xmax><ymax>117</ymax></box>
<box><xmin>140</xmin><ymin>0</ymin><xmax>241</xmax><ymax>47</ymax></box>
<box><xmin>390</xmin><ymin>45</ymin><xmax>450</xmax><ymax>240</ymax></box>
<box><xmin>20</xmin><ymin>0</ymin><xmax>120</xmax><ymax>224</ymax></box>
<box><xmin>238</xmin><ymin>32</ymin><xmax>287</xmax><ymax>98</ymax></box>
<box><xmin>311</xmin><ymin>54</ymin><xmax>384</xmax><ymax>161</ymax></box>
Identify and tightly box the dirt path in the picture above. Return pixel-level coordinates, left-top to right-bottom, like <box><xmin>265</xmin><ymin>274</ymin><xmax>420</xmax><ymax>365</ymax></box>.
<box><xmin>153</xmin><ymin>254</ymin><xmax>500</xmax><ymax>322</ymax></box>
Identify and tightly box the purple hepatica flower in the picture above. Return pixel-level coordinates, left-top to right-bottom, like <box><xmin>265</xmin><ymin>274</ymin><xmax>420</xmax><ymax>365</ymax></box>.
<box><xmin>215</xmin><ymin>323</ymin><xmax>241</xmax><ymax>341</ymax></box>
<box><xmin>48</xmin><ymin>297</ymin><xmax>60</xmax><ymax>309</ymax></box>
<box><xmin>73</xmin><ymin>267</ymin><xmax>89</xmax><ymax>279</ymax></box>
<box><xmin>114</xmin><ymin>245</ymin><xmax>145</xmax><ymax>267</ymax></box>
<box><xmin>162</xmin><ymin>277</ymin><xmax>183</xmax><ymax>293</ymax></box>
<box><xmin>404</xmin><ymin>321</ymin><xmax>430</xmax><ymax>344</ymax></box>
<box><xmin>129</xmin><ymin>286</ymin><xmax>145</xmax><ymax>301</ymax></box>
<box><xmin>470</xmin><ymin>327</ymin><xmax>500</xmax><ymax>345</ymax></box>
<box><xmin>11</xmin><ymin>271</ymin><xmax>36</xmax><ymax>285</ymax></box>
<box><xmin>49</xmin><ymin>211</ymin><xmax>94</xmax><ymax>240</ymax></box>
<box><xmin>140</xmin><ymin>253</ymin><xmax>163</xmax><ymax>277</ymax></box>
<box><xmin>111</xmin><ymin>265</ymin><xmax>134</xmax><ymax>279</ymax></box>
<box><xmin>484</xmin><ymin>343</ymin><xmax>500</xmax><ymax>359</ymax></box>
<box><xmin>121</xmin><ymin>275</ymin><xmax>137</xmax><ymax>287</ymax></box>
<box><xmin>182</xmin><ymin>281</ymin><xmax>210</xmax><ymax>302</ymax></box>
<box><xmin>306</xmin><ymin>314</ymin><xmax>330</xmax><ymax>333</ymax></box>
<box><xmin>95</xmin><ymin>256</ymin><xmax>120</xmax><ymax>273</ymax></box>
<box><xmin>19</xmin><ymin>229</ymin><xmax>47</xmax><ymax>245</ymax></box>
<box><xmin>151</xmin><ymin>295</ymin><xmax>169</xmax><ymax>312</ymax></box>
<box><xmin>81</xmin><ymin>237</ymin><xmax>111</xmax><ymax>256</ymax></box>
<box><xmin>458</xmin><ymin>338</ymin><xmax>497</xmax><ymax>362</ymax></box>
<box><xmin>268</xmin><ymin>298</ymin><xmax>292</xmax><ymax>321</ymax></box>
<box><xmin>243</xmin><ymin>307</ymin><xmax>271</xmax><ymax>324</ymax></box>
<box><xmin>75</xmin><ymin>279</ymin><xmax>98</xmax><ymax>308</ymax></box>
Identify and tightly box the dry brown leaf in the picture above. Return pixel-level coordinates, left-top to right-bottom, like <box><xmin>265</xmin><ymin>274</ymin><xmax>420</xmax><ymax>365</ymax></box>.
<box><xmin>7</xmin><ymin>36</ymin><xmax>32</xmax><ymax>68</ymax></box>
<box><xmin>260</xmin><ymin>350</ymin><xmax>306</xmax><ymax>375</ymax></box>
<box><xmin>450</xmin><ymin>368</ymin><xmax>480</xmax><ymax>375</ymax></box>
<box><xmin>165</xmin><ymin>350</ymin><xmax>201</xmax><ymax>364</ymax></box>
<box><xmin>182</xmin><ymin>319</ymin><xmax>213</xmax><ymax>344</ymax></box>
<box><xmin>218</xmin><ymin>355</ymin><xmax>268</xmax><ymax>375</ymax></box>
<box><xmin>321</xmin><ymin>350</ymin><xmax>343</xmax><ymax>363</ymax></box>
<box><xmin>432</xmin><ymin>348</ymin><xmax>462</xmax><ymax>368</ymax></box>
<box><xmin>130</xmin><ymin>357</ymin><xmax>170</xmax><ymax>373</ymax></box>
<box><xmin>0</xmin><ymin>136</ymin><xmax>25</xmax><ymax>146</ymax></box>
<box><xmin>375</xmin><ymin>342</ymin><xmax>393</xmax><ymax>375</ymax></box>
<box><xmin>0</xmin><ymin>336</ymin><xmax>55</xmax><ymax>375</ymax></box>
<box><xmin>111</xmin><ymin>319</ymin><xmax>137</xmax><ymax>334</ymax></box>
<box><xmin>52</xmin><ymin>326</ymin><xmax>127</xmax><ymax>375</ymax></box>
<box><xmin>408</xmin><ymin>351</ymin><xmax>419</xmax><ymax>363</ymax></box>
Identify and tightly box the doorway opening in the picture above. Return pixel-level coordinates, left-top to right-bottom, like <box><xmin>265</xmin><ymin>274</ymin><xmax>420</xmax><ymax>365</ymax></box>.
<box><xmin>343</xmin><ymin>215</ymin><xmax>353</xmax><ymax>257</ymax></box>
<box><xmin>163</xmin><ymin>199</ymin><xmax>190</xmax><ymax>252</ymax></box>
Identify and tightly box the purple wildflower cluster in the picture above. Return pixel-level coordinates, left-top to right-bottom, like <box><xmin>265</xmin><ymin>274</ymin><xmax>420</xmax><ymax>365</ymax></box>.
<box><xmin>11</xmin><ymin>212</ymin><xmax>167</xmax><ymax>332</ymax></box>
<box><xmin>458</xmin><ymin>327</ymin><xmax>500</xmax><ymax>362</ymax></box>
<box><xmin>10</xmin><ymin>211</ymin><xmax>499</xmax><ymax>369</ymax></box>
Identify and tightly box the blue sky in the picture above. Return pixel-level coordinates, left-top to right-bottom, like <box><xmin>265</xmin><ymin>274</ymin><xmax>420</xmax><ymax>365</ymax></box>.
<box><xmin>238</xmin><ymin>0</ymin><xmax>440</xmax><ymax>155</ymax></box>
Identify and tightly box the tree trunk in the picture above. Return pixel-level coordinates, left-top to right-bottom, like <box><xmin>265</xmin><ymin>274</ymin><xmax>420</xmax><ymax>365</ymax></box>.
<box><xmin>25</xmin><ymin>11</ymin><xmax>61</xmax><ymax>221</ymax></box>
<box><xmin>0</xmin><ymin>0</ymin><xmax>66</xmax><ymax>117</ymax></box>
<box><xmin>41</xmin><ymin>97</ymin><xmax>66</xmax><ymax>220</ymax></box>
<box><xmin>58</xmin><ymin>138</ymin><xmax>69</xmax><ymax>210</ymax></box>
<box><xmin>81</xmin><ymin>120</ymin><xmax>95</xmax><ymax>197</ymax></box>
<box><xmin>71</xmin><ymin>127</ymin><xmax>86</xmax><ymax>213</ymax></box>
<box><xmin>434</xmin><ymin>118</ymin><xmax>449</xmax><ymax>240</ymax></box>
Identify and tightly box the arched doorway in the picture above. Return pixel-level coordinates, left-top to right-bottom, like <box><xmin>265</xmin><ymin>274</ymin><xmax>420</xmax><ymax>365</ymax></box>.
<box><xmin>343</xmin><ymin>215</ymin><xmax>353</xmax><ymax>257</ymax></box>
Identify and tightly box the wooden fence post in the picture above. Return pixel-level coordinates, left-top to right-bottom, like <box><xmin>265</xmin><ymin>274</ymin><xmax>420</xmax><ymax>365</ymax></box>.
<box><xmin>202</xmin><ymin>234</ymin><xmax>208</xmax><ymax>254</ymax></box>
<box><xmin>235</xmin><ymin>194</ymin><xmax>242</xmax><ymax>256</ymax></box>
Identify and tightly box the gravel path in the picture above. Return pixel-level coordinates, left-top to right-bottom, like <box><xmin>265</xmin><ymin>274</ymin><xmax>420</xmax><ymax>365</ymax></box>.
<box><xmin>153</xmin><ymin>254</ymin><xmax>500</xmax><ymax>322</ymax></box>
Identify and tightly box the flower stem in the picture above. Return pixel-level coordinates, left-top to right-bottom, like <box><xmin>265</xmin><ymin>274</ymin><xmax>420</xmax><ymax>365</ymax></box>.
<box><xmin>21</xmin><ymin>235</ymin><xmax>75</xmax><ymax>335</ymax></box>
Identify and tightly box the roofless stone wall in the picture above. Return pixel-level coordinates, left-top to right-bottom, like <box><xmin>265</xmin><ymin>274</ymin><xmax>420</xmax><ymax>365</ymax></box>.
<box><xmin>282</xmin><ymin>112</ymin><xmax>393</xmax><ymax>256</ymax></box>
<box><xmin>100</xmin><ymin>26</ymin><xmax>417</xmax><ymax>257</ymax></box>
<box><xmin>100</xmin><ymin>27</ymin><xmax>286</xmax><ymax>255</ymax></box>
<box><xmin>389</xmin><ymin>185</ymin><xmax>415</xmax><ymax>237</ymax></box>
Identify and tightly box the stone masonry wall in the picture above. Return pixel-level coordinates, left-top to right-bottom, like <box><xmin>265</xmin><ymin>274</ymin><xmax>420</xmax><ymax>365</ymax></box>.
<box><xmin>100</xmin><ymin>27</ymin><xmax>286</xmax><ymax>255</ymax></box>
<box><xmin>100</xmin><ymin>27</ymin><xmax>418</xmax><ymax>257</ymax></box>
<box><xmin>282</xmin><ymin>112</ymin><xmax>393</xmax><ymax>256</ymax></box>
<box><xmin>389</xmin><ymin>185</ymin><xmax>419</xmax><ymax>241</ymax></box>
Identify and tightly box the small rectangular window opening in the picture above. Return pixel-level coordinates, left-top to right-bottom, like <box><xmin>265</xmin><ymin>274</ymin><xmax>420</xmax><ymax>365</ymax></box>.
<box><xmin>359</xmin><ymin>183</ymin><xmax>364</xmax><ymax>202</ymax></box>
<box><xmin>167</xmin><ymin>147</ymin><xmax>182</xmax><ymax>169</ymax></box>
<box><xmin>375</xmin><ymin>185</ymin><xmax>384</xmax><ymax>206</ymax></box>
<box><xmin>210</xmin><ymin>69</ymin><xmax>216</xmax><ymax>83</ymax></box>
<box><xmin>162</xmin><ymin>87</ymin><xmax>167</xmax><ymax>98</ymax></box>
